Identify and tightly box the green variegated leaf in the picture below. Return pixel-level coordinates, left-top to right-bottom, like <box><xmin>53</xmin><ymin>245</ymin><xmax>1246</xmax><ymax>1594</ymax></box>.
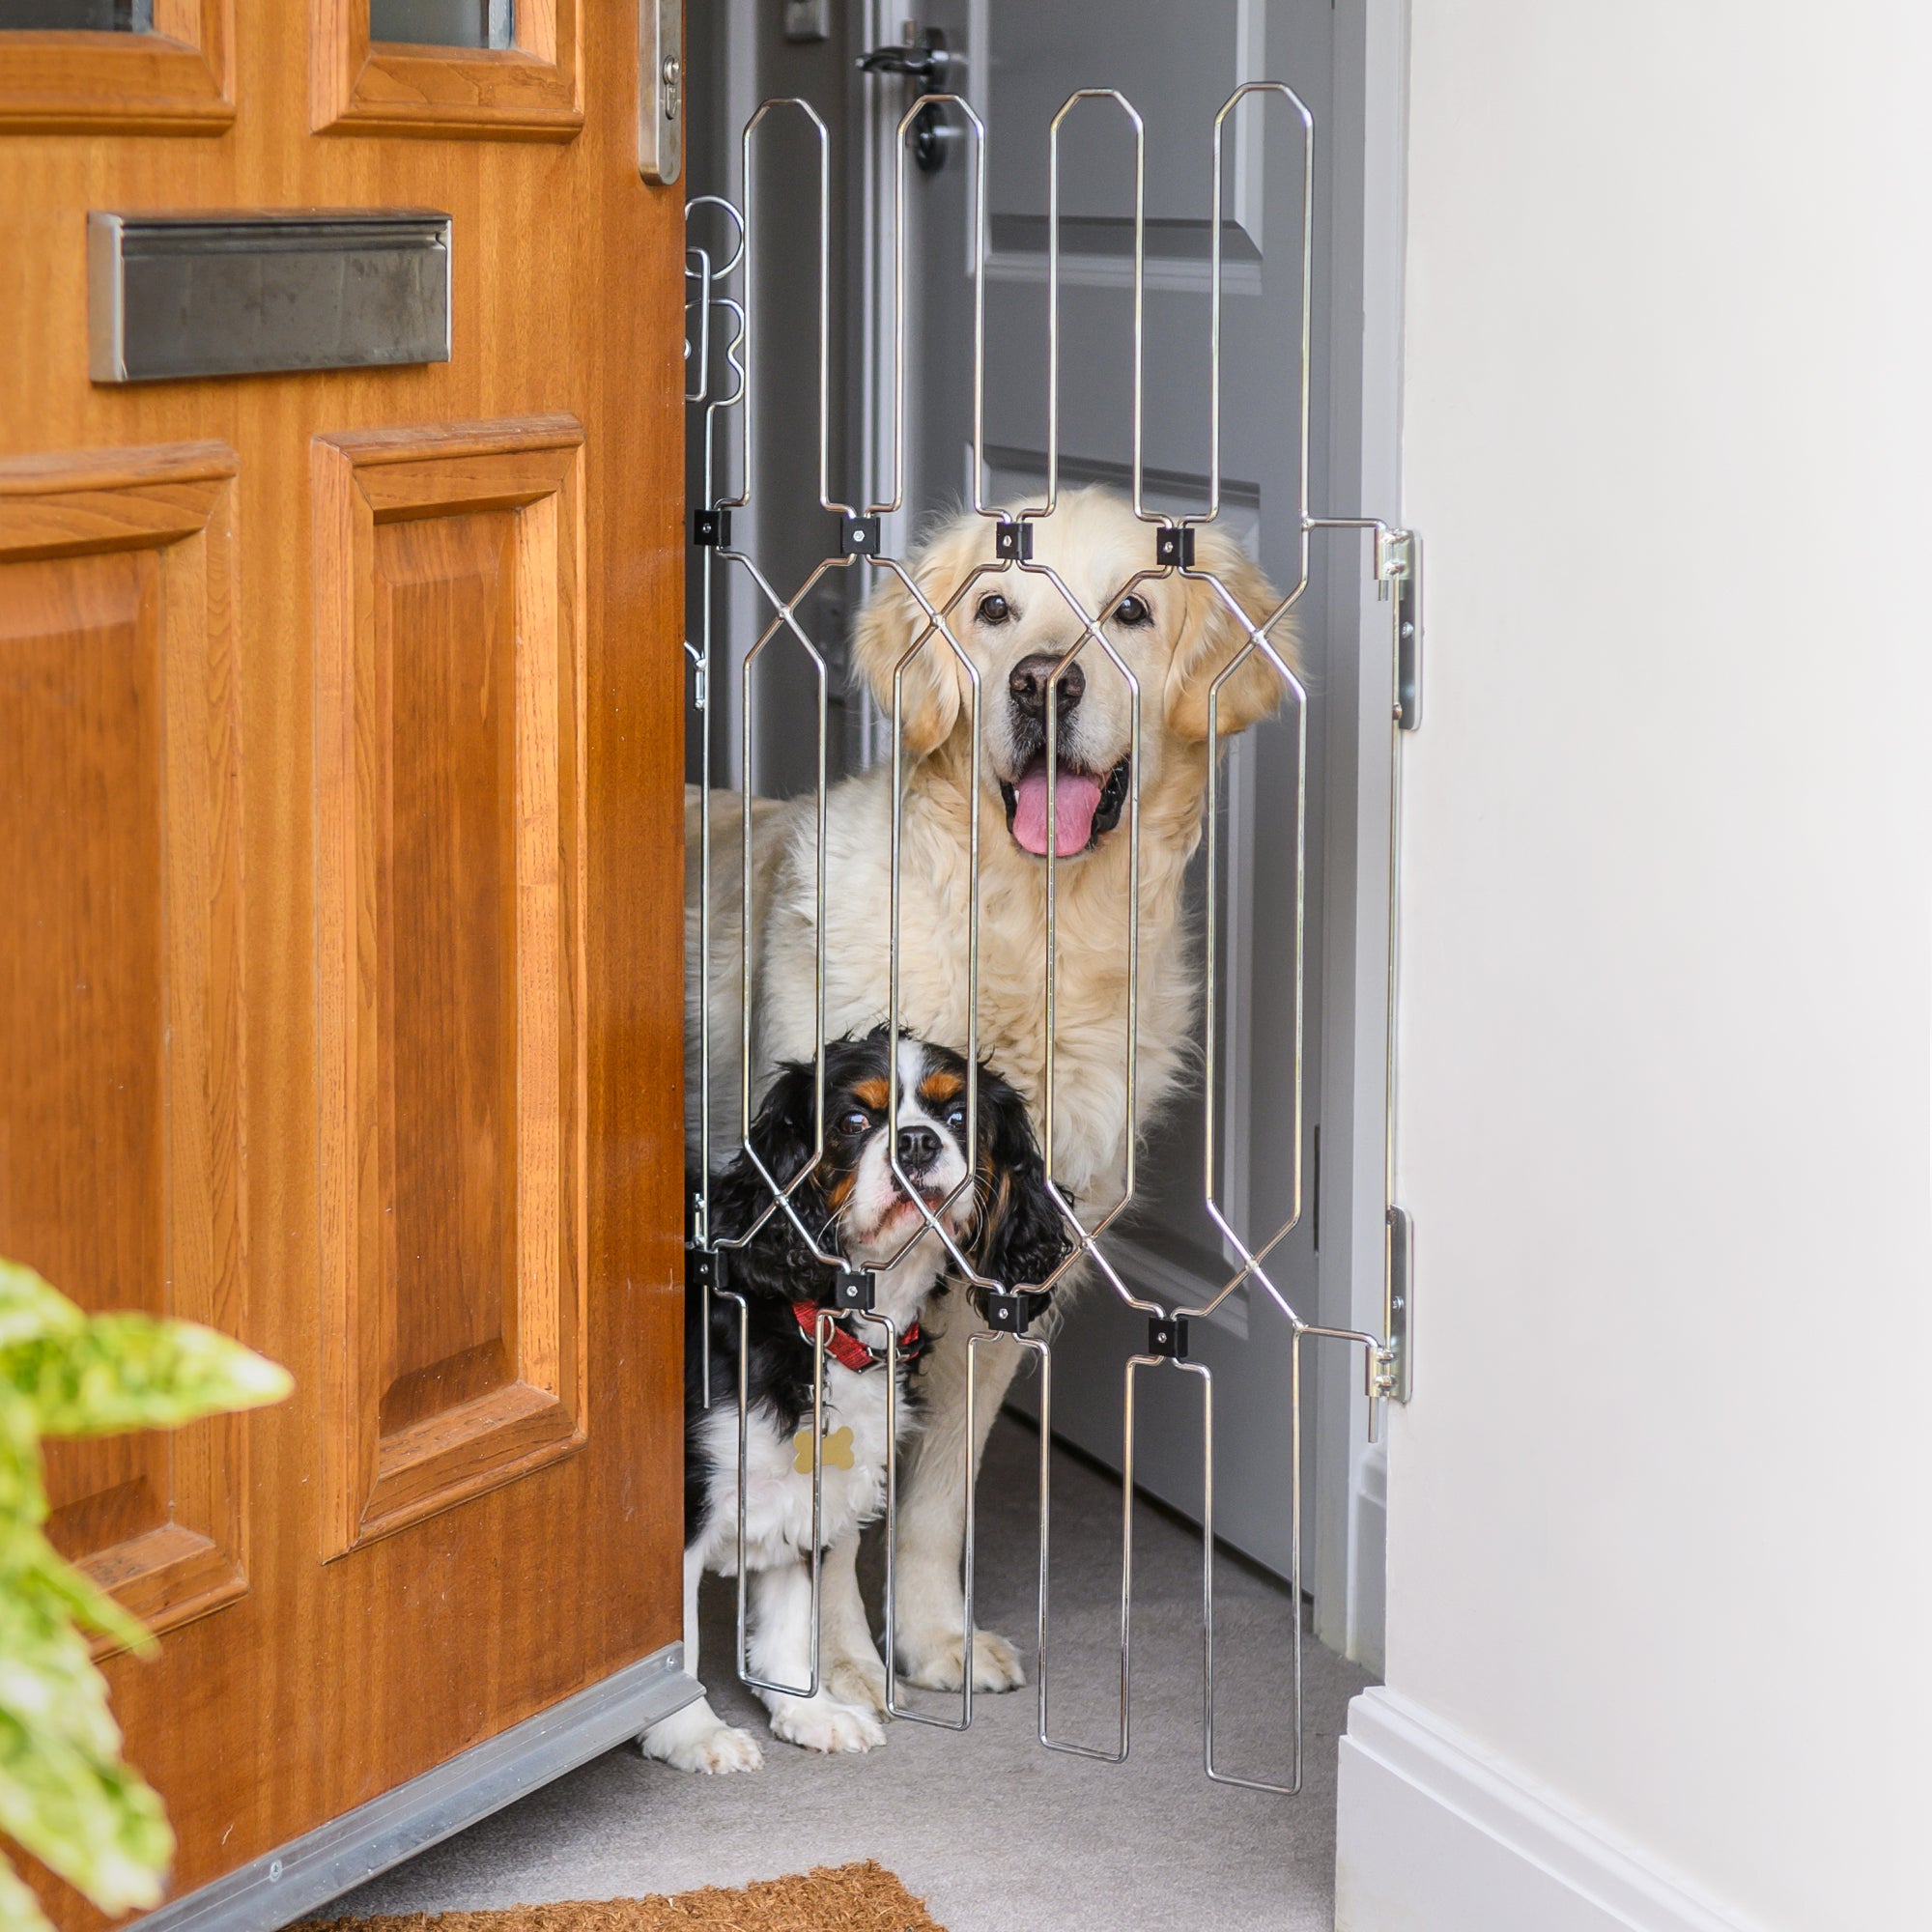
<box><xmin>0</xmin><ymin>1848</ymin><xmax>57</xmax><ymax>1932</ymax></box>
<box><xmin>0</xmin><ymin>1712</ymin><xmax>171</xmax><ymax>1913</ymax></box>
<box><xmin>6</xmin><ymin>1313</ymin><xmax>292</xmax><ymax>1438</ymax></box>
<box><xmin>0</xmin><ymin>1405</ymin><xmax>45</xmax><ymax>1542</ymax></box>
<box><xmin>0</xmin><ymin>1256</ymin><xmax>291</xmax><ymax>1921</ymax></box>
<box><xmin>6</xmin><ymin>1545</ymin><xmax>153</xmax><ymax>1661</ymax></box>
<box><xmin>0</xmin><ymin>1265</ymin><xmax>81</xmax><ymax>1356</ymax></box>
<box><xmin>0</xmin><ymin>1590</ymin><xmax>128</xmax><ymax>1760</ymax></box>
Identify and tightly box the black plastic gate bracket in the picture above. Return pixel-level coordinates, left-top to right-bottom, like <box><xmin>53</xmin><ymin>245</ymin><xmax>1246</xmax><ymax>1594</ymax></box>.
<box><xmin>687</xmin><ymin>1245</ymin><xmax>728</xmax><ymax>1292</ymax></box>
<box><xmin>1146</xmin><ymin>1314</ymin><xmax>1190</xmax><ymax>1360</ymax></box>
<box><xmin>830</xmin><ymin>1264</ymin><xmax>876</xmax><ymax>1312</ymax></box>
<box><xmin>1154</xmin><ymin>526</ymin><xmax>1195</xmax><ymax>569</ymax></box>
<box><xmin>981</xmin><ymin>1287</ymin><xmax>1052</xmax><ymax>1336</ymax></box>
<box><xmin>995</xmin><ymin>519</ymin><xmax>1033</xmax><ymax>561</ymax></box>
<box><xmin>839</xmin><ymin>515</ymin><xmax>881</xmax><ymax>557</ymax></box>
<box><xmin>693</xmin><ymin>507</ymin><xmax>731</xmax><ymax>547</ymax></box>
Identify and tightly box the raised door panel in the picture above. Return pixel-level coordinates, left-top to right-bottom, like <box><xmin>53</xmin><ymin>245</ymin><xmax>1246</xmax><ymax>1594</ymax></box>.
<box><xmin>314</xmin><ymin>417</ymin><xmax>585</xmax><ymax>1557</ymax></box>
<box><xmin>0</xmin><ymin>441</ymin><xmax>247</xmax><ymax>1638</ymax></box>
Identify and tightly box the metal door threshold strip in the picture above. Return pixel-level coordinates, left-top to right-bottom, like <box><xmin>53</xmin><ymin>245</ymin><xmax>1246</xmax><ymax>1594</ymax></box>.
<box><xmin>130</xmin><ymin>1647</ymin><xmax>698</xmax><ymax>1932</ymax></box>
<box><xmin>683</xmin><ymin>75</ymin><xmax>1419</xmax><ymax>1797</ymax></box>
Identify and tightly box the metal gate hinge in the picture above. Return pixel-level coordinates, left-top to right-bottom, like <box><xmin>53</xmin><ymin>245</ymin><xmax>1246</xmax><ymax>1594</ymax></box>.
<box><xmin>1376</xmin><ymin>528</ymin><xmax>1422</xmax><ymax>732</ymax></box>
<box><xmin>1380</xmin><ymin>1205</ymin><xmax>1412</xmax><ymax>1404</ymax></box>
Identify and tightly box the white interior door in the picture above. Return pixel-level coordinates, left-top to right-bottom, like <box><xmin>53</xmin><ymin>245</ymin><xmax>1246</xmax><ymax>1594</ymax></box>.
<box><xmin>861</xmin><ymin>0</ymin><xmax>1346</xmax><ymax>1591</ymax></box>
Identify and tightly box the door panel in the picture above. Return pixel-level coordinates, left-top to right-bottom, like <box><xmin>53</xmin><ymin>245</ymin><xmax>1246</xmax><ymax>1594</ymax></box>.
<box><xmin>315</xmin><ymin>421</ymin><xmax>587</xmax><ymax>1558</ymax></box>
<box><xmin>0</xmin><ymin>4</ymin><xmax>685</xmax><ymax>1922</ymax></box>
<box><xmin>0</xmin><ymin>445</ymin><xmax>248</xmax><ymax>1644</ymax></box>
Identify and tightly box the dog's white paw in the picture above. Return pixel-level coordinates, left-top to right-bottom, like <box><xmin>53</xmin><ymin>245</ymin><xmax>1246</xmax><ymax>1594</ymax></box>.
<box><xmin>769</xmin><ymin>1696</ymin><xmax>888</xmax><ymax>1755</ymax></box>
<box><xmin>639</xmin><ymin>1706</ymin><xmax>765</xmax><ymax>1776</ymax></box>
<box><xmin>897</xmin><ymin>1626</ymin><xmax>1027</xmax><ymax>1692</ymax></box>
<box><xmin>828</xmin><ymin>1647</ymin><xmax>890</xmax><ymax>1714</ymax></box>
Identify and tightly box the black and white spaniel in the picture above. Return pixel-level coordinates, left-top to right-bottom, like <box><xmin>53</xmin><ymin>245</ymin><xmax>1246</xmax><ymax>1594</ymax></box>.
<box><xmin>641</xmin><ymin>1028</ymin><xmax>1065</xmax><ymax>1773</ymax></box>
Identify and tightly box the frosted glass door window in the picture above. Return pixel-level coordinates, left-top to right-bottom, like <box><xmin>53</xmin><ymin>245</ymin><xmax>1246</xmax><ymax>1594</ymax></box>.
<box><xmin>369</xmin><ymin>0</ymin><xmax>511</xmax><ymax>47</ymax></box>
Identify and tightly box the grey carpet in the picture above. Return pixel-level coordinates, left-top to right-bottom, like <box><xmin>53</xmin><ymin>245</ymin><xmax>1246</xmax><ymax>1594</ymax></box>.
<box><xmin>321</xmin><ymin>1417</ymin><xmax>1369</xmax><ymax>1932</ymax></box>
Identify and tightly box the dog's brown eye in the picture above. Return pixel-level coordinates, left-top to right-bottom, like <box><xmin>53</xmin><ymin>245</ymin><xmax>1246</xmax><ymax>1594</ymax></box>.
<box><xmin>977</xmin><ymin>593</ymin><xmax>1011</xmax><ymax>625</ymax></box>
<box><xmin>944</xmin><ymin>1104</ymin><xmax>967</xmax><ymax>1133</ymax></box>
<box><xmin>1113</xmin><ymin>594</ymin><xmax>1152</xmax><ymax>627</ymax></box>
<box><xmin>838</xmin><ymin>1108</ymin><xmax>872</xmax><ymax>1137</ymax></box>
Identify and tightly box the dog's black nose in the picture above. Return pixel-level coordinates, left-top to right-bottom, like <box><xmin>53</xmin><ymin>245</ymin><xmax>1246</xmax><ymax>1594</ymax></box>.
<box><xmin>1009</xmin><ymin>653</ymin><xmax>1084</xmax><ymax>720</ymax></box>
<box><xmin>896</xmin><ymin>1123</ymin><xmax>941</xmax><ymax>1172</ymax></box>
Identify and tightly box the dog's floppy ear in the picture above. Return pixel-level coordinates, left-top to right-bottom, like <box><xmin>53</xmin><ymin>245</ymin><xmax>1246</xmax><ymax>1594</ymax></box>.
<box><xmin>1162</xmin><ymin>524</ymin><xmax>1294</xmax><ymax>743</ymax></box>
<box><xmin>712</xmin><ymin>1061</ymin><xmax>825</xmax><ymax>1270</ymax></box>
<box><xmin>967</xmin><ymin>1073</ymin><xmax>1071</xmax><ymax>1290</ymax></box>
<box><xmin>745</xmin><ymin>1060</ymin><xmax>823</xmax><ymax>1190</ymax></box>
<box><xmin>851</xmin><ymin>514</ymin><xmax>985</xmax><ymax>756</ymax></box>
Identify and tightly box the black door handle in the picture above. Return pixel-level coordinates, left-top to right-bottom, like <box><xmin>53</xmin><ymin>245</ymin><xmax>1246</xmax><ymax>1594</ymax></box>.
<box><xmin>855</xmin><ymin>35</ymin><xmax>955</xmax><ymax>175</ymax></box>
<box><xmin>855</xmin><ymin>44</ymin><xmax>949</xmax><ymax>84</ymax></box>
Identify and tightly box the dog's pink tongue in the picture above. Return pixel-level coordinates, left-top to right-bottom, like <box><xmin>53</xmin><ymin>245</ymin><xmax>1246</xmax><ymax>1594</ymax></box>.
<box><xmin>1012</xmin><ymin>765</ymin><xmax>1102</xmax><ymax>857</ymax></box>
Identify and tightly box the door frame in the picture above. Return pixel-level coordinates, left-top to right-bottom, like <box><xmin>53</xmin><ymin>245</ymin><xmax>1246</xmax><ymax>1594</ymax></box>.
<box><xmin>1309</xmin><ymin>0</ymin><xmax>1411</xmax><ymax>1676</ymax></box>
<box><xmin>687</xmin><ymin>0</ymin><xmax>1412</xmax><ymax>1666</ymax></box>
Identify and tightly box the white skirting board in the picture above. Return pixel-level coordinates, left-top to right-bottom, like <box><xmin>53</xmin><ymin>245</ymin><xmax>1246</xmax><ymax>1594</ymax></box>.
<box><xmin>1334</xmin><ymin>1689</ymin><xmax>1766</xmax><ymax>1932</ymax></box>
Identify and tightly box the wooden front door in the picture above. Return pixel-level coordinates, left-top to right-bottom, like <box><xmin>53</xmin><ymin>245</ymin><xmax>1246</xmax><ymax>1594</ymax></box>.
<box><xmin>0</xmin><ymin>7</ymin><xmax>686</xmax><ymax>1923</ymax></box>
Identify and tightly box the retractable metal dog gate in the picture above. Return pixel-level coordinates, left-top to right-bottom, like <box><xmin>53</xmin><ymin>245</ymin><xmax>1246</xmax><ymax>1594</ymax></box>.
<box><xmin>683</xmin><ymin>76</ymin><xmax>1419</xmax><ymax>1795</ymax></box>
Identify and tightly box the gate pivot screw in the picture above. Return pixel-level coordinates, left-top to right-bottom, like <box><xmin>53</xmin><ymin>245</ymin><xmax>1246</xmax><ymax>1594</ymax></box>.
<box><xmin>1147</xmin><ymin>1315</ymin><xmax>1190</xmax><ymax>1359</ymax></box>
<box><xmin>1154</xmin><ymin>526</ymin><xmax>1195</xmax><ymax>569</ymax></box>
<box><xmin>1370</xmin><ymin>1344</ymin><xmax>1399</xmax><ymax>1400</ymax></box>
<box><xmin>839</xmin><ymin>515</ymin><xmax>882</xmax><ymax>557</ymax></box>
<box><xmin>995</xmin><ymin>520</ymin><xmax>1033</xmax><ymax>562</ymax></box>
<box><xmin>831</xmin><ymin>1264</ymin><xmax>876</xmax><ymax>1312</ymax></box>
<box><xmin>981</xmin><ymin>1287</ymin><xmax>1052</xmax><ymax>1335</ymax></box>
<box><xmin>693</xmin><ymin>507</ymin><xmax>731</xmax><ymax>548</ymax></box>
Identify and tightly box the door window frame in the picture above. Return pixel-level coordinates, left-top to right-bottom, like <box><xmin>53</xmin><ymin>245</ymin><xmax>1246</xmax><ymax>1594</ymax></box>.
<box><xmin>0</xmin><ymin>0</ymin><xmax>232</xmax><ymax>132</ymax></box>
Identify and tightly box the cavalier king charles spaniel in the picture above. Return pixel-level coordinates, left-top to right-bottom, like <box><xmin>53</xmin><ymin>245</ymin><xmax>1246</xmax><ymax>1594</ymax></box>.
<box><xmin>641</xmin><ymin>1028</ymin><xmax>1066</xmax><ymax>1773</ymax></box>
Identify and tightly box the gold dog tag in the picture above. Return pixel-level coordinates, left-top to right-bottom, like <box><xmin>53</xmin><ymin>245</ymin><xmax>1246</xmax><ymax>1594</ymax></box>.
<box><xmin>793</xmin><ymin>1424</ymin><xmax>855</xmax><ymax>1473</ymax></box>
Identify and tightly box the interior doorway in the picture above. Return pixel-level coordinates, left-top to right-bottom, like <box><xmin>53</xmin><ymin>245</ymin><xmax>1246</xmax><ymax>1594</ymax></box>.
<box><xmin>683</xmin><ymin>0</ymin><xmax>1405</xmax><ymax>1674</ymax></box>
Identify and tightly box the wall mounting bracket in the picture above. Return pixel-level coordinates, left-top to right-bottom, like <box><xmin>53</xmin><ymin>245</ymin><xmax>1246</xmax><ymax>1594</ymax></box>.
<box><xmin>1380</xmin><ymin>1205</ymin><xmax>1413</xmax><ymax>1403</ymax></box>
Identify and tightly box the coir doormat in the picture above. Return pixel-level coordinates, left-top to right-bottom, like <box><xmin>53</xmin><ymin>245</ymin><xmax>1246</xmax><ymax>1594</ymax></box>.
<box><xmin>310</xmin><ymin>1861</ymin><xmax>944</xmax><ymax>1932</ymax></box>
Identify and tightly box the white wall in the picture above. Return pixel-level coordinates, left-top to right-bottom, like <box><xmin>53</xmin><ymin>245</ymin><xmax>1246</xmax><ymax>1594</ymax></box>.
<box><xmin>1338</xmin><ymin>6</ymin><xmax>1932</xmax><ymax>1929</ymax></box>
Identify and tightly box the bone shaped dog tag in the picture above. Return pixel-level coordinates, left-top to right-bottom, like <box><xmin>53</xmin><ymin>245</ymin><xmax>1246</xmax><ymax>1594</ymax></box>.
<box><xmin>793</xmin><ymin>1424</ymin><xmax>855</xmax><ymax>1473</ymax></box>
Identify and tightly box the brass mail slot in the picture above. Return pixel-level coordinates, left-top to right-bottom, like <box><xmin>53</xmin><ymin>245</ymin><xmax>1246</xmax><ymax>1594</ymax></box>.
<box><xmin>88</xmin><ymin>211</ymin><xmax>452</xmax><ymax>384</ymax></box>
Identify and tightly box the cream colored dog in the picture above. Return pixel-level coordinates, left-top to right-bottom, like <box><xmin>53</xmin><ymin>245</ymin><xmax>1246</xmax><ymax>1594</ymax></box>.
<box><xmin>686</xmin><ymin>486</ymin><xmax>1288</xmax><ymax>1714</ymax></box>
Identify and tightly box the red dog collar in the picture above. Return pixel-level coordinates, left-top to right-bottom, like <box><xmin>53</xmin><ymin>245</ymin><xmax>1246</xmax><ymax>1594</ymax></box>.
<box><xmin>792</xmin><ymin>1302</ymin><xmax>920</xmax><ymax>1373</ymax></box>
